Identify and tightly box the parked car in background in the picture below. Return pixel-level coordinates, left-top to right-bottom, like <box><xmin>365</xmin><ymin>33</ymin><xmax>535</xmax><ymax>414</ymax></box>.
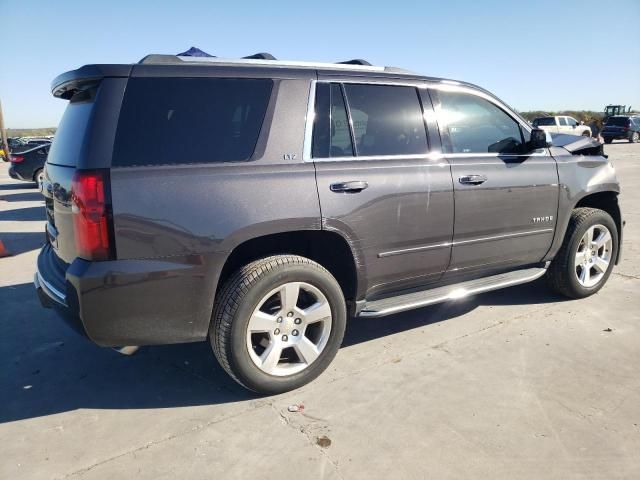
<box><xmin>8</xmin><ymin>143</ymin><xmax>50</xmax><ymax>186</ymax></box>
<box><xmin>35</xmin><ymin>54</ymin><xmax>623</xmax><ymax>394</ymax></box>
<box><xmin>532</xmin><ymin>116</ymin><xmax>591</xmax><ymax>137</ymax></box>
<box><xmin>601</xmin><ymin>116</ymin><xmax>640</xmax><ymax>144</ymax></box>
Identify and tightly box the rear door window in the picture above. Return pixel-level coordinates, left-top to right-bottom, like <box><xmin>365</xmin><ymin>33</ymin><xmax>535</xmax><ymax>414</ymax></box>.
<box><xmin>558</xmin><ymin>117</ymin><xmax>568</xmax><ymax>126</ymax></box>
<box><xmin>113</xmin><ymin>78</ymin><xmax>273</xmax><ymax>167</ymax></box>
<box><xmin>312</xmin><ymin>83</ymin><xmax>355</xmax><ymax>158</ymax></box>
<box><xmin>343</xmin><ymin>84</ymin><xmax>428</xmax><ymax>156</ymax></box>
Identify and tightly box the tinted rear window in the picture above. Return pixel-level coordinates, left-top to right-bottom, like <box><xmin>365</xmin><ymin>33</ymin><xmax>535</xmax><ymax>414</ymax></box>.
<box><xmin>606</xmin><ymin>117</ymin><xmax>629</xmax><ymax>126</ymax></box>
<box><xmin>344</xmin><ymin>84</ymin><xmax>428</xmax><ymax>156</ymax></box>
<box><xmin>533</xmin><ymin>117</ymin><xmax>555</xmax><ymax>126</ymax></box>
<box><xmin>47</xmin><ymin>89</ymin><xmax>96</xmax><ymax>167</ymax></box>
<box><xmin>113</xmin><ymin>78</ymin><xmax>273</xmax><ymax>167</ymax></box>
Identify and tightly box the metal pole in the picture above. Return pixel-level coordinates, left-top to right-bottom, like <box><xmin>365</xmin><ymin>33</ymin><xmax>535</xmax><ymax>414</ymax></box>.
<box><xmin>0</xmin><ymin>98</ymin><xmax>10</xmax><ymax>158</ymax></box>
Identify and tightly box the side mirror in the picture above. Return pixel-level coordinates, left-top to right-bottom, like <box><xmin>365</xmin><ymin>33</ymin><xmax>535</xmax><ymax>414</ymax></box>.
<box><xmin>530</xmin><ymin>128</ymin><xmax>551</xmax><ymax>149</ymax></box>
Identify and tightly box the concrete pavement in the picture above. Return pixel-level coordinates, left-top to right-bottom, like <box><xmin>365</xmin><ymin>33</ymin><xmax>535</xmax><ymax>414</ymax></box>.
<box><xmin>1</xmin><ymin>143</ymin><xmax>639</xmax><ymax>479</ymax></box>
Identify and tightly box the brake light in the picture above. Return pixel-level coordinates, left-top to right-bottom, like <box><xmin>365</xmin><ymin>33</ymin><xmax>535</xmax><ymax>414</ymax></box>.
<box><xmin>10</xmin><ymin>155</ymin><xmax>24</xmax><ymax>163</ymax></box>
<box><xmin>623</xmin><ymin>121</ymin><xmax>631</xmax><ymax>131</ymax></box>
<box><xmin>71</xmin><ymin>170</ymin><xmax>111</xmax><ymax>260</ymax></box>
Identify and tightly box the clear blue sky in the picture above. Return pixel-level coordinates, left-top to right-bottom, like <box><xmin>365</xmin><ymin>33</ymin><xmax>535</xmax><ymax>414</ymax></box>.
<box><xmin>1</xmin><ymin>0</ymin><xmax>639</xmax><ymax>128</ymax></box>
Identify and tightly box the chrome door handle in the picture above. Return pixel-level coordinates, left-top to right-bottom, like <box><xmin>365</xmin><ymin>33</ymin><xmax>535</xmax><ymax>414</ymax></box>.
<box><xmin>458</xmin><ymin>175</ymin><xmax>487</xmax><ymax>185</ymax></box>
<box><xmin>330</xmin><ymin>181</ymin><xmax>369</xmax><ymax>193</ymax></box>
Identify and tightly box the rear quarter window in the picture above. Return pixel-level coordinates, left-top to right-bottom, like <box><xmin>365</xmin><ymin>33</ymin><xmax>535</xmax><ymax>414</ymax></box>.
<box><xmin>47</xmin><ymin>89</ymin><xmax>96</xmax><ymax>167</ymax></box>
<box><xmin>113</xmin><ymin>77</ymin><xmax>273</xmax><ymax>167</ymax></box>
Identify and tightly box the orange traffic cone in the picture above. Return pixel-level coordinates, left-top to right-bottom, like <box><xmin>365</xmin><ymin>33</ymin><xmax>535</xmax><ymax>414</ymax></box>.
<box><xmin>0</xmin><ymin>239</ymin><xmax>10</xmax><ymax>258</ymax></box>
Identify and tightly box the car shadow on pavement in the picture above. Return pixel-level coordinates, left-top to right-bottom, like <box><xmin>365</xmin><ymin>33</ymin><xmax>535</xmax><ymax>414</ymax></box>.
<box><xmin>0</xmin><ymin>232</ymin><xmax>45</xmax><ymax>256</ymax></box>
<box><xmin>0</xmin><ymin>182</ymin><xmax>33</xmax><ymax>191</ymax></box>
<box><xmin>0</xmin><ymin>278</ymin><xmax>566</xmax><ymax>424</ymax></box>
<box><xmin>0</xmin><ymin>191</ymin><xmax>44</xmax><ymax>203</ymax></box>
<box><xmin>343</xmin><ymin>278</ymin><xmax>565</xmax><ymax>347</ymax></box>
<box><xmin>0</xmin><ymin>206</ymin><xmax>46</xmax><ymax>222</ymax></box>
<box><xmin>0</xmin><ymin>282</ymin><xmax>253</xmax><ymax>424</ymax></box>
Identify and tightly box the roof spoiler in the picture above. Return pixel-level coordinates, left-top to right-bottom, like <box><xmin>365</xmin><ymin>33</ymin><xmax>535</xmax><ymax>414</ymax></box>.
<box><xmin>51</xmin><ymin>64</ymin><xmax>132</xmax><ymax>99</ymax></box>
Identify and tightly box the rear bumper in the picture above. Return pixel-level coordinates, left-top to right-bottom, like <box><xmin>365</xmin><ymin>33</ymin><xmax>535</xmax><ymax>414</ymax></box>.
<box><xmin>8</xmin><ymin>165</ymin><xmax>26</xmax><ymax>180</ymax></box>
<box><xmin>34</xmin><ymin>243</ymin><xmax>223</xmax><ymax>346</ymax></box>
<box><xmin>602</xmin><ymin>131</ymin><xmax>630</xmax><ymax>140</ymax></box>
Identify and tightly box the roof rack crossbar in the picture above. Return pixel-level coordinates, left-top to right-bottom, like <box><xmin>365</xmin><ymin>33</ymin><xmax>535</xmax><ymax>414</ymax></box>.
<box><xmin>337</xmin><ymin>59</ymin><xmax>372</xmax><ymax>66</ymax></box>
<box><xmin>242</xmin><ymin>52</ymin><xmax>277</xmax><ymax>60</ymax></box>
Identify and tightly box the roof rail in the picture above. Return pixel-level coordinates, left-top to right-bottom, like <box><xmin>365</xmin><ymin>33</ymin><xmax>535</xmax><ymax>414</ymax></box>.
<box><xmin>137</xmin><ymin>54</ymin><xmax>417</xmax><ymax>75</ymax></box>
<box><xmin>337</xmin><ymin>59</ymin><xmax>372</xmax><ymax>66</ymax></box>
<box><xmin>243</xmin><ymin>52</ymin><xmax>277</xmax><ymax>60</ymax></box>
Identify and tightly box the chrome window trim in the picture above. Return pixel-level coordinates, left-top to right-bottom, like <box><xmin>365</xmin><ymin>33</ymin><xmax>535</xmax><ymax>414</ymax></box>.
<box><xmin>302</xmin><ymin>80</ymin><xmax>316</xmax><ymax>161</ymax></box>
<box><xmin>303</xmin><ymin>78</ymin><xmax>540</xmax><ymax>162</ymax></box>
<box><xmin>428</xmin><ymin>82</ymin><xmax>532</xmax><ymax>134</ymax></box>
<box><xmin>302</xmin><ymin>79</ymin><xmax>430</xmax><ymax>162</ymax></box>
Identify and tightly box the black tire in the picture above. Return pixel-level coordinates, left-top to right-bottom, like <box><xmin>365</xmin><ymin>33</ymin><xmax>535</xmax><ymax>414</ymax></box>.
<box><xmin>630</xmin><ymin>131</ymin><xmax>639</xmax><ymax>143</ymax></box>
<box><xmin>604</xmin><ymin>137</ymin><xmax>613</xmax><ymax>144</ymax></box>
<box><xmin>210</xmin><ymin>255</ymin><xmax>346</xmax><ymax>394</ymax></box>
<box><xmin>33</xmin><ymin>168</ymin><xmax>44</xmax><ymax>188</ymax></box>
<box><xmin>582</xmin><ymin>131</ymin><xmax>591</xmax><ymax>137</ymax></box>
<box><xmin>546</xmin><ymin>208</ymin><xmax>618</xmax><ymax>299</ymax></box>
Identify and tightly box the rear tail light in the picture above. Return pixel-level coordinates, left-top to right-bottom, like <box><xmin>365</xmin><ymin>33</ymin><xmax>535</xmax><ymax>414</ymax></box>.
<box><xmin>71</xmin><ymin>170</ymin><xmax>113</xmax><ymax>261</ymax></box>
<box><xmin>623</xmin><ymin>121</ymin><xmax>631</xmax><ymax>131</ymax></box>
<box><xmin>10</xmin><ymin>155</ymin><xmax>24</xmax><ymax>163</ymax></box>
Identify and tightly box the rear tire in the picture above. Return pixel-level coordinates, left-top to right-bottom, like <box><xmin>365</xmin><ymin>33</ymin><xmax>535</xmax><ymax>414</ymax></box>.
<box><xmin>546</xmin><ymin>208</ymin><xmax>618</xmax><ymax>299</ymax></box>
<box><xmin>604</xmin><ymin>137</ymin><xmax>613</xmax><ymax>144</ymax></box>
<box><xmin>33</xmin><ymin>168</ymin><xmax>44</xmax><ymax>189</ymax></box>
<box><xmin>582</xmin><ymin>131</ymin><xmax>590</xmax><ymax>137</ymax></box>
<box><xmin>210</xmin><ymin>255</ymin><xmax>346</xmax><ymax>395</ymax></box>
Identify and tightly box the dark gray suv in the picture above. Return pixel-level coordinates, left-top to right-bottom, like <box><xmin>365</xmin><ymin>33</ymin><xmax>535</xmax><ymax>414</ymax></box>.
<box><xmin>35</xmin><ymin>54</ymin><xmax>623</xmax><ymax>394</ymax></box>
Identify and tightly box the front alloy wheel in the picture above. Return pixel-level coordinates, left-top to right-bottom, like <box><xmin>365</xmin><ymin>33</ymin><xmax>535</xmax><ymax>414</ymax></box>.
<box><xmin>547</xmin><ymin>207</ymin><xmax>618</xmax><ymax>299</ymax></box>
<box><xmin>574</xmin><ymin>224</ymin><xmax>613</xmax><ymax>288</ymax></box>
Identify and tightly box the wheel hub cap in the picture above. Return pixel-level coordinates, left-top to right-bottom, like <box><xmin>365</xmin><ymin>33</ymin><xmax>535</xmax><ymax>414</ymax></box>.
<box><xmin>574</xmin><ymin>224</ymin><xmax>613</xmax><ymax>288</ymax></box>
<box><xmin>246</xmin><ymin>282</ymin><xmax>332</xmax><ymax>376</ymax></box>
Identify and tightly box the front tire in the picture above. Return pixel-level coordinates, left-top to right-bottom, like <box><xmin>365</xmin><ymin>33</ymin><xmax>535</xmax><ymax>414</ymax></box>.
<box><xmin>547</xmin><ymin>208</ymin><xmax>618</xmax><ymax>299</ymax></box>
<box><xmin>630</xmin><ymin>131</ymin><xmax>639</xmax><ymax>143</ymax></box>
<box><xmin>210</xmin><ymin>255</ymin><xmax>346</xmax><ymax>394</ymax></box>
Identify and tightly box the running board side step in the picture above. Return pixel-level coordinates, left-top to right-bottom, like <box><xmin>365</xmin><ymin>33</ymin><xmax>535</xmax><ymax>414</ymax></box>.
<box><xmin>358</xmin><ymin>266</ymin><xmax>548</xmax><ymax>318</ymax></box>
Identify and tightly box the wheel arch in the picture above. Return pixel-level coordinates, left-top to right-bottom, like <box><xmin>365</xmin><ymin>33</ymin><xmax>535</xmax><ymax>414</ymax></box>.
<box><xmin>215</xmin><ymin>230</ymin><xmax>361</xmax><ymax>308</ymax></box>
<box><xmin>574</xmin><ymin>191</ymin><xmax>623</xmax><ymax>264</ymax></box>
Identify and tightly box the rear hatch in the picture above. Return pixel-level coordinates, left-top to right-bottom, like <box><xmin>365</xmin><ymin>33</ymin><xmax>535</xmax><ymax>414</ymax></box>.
<box><xmin>43</xmin><ymin>65</ymin><xmax>130</xmax><ymax>265</ymax></box>
<box><xmin>602</xmin><ymin>117</ymin><xmax>630</xmax><ymax>134</ymax></box>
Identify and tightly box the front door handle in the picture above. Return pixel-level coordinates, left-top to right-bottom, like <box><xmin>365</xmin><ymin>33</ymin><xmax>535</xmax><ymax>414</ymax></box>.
<box><xmin>330</xmin><ymin>181</ymin><xmax>369</xmax><ymax>193</ymax></box>
<box><xmin>458</xmin><ymin>174</ymin><xmax>487</xmax><ymax>185</ymax></box>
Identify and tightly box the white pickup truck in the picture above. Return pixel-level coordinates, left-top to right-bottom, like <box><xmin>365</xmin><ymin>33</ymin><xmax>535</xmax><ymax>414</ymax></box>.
<box><xmin>532</xmin><ymin>116</ymin><xmax>592</xmax><ymax>137</ymax></box>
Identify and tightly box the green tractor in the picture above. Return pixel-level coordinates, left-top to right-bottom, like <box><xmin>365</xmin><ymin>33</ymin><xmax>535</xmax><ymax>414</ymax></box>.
<box><xmin>604</xmin><ymin>105</ymin><xmax>635</xmax><ymax>122</ymax></box>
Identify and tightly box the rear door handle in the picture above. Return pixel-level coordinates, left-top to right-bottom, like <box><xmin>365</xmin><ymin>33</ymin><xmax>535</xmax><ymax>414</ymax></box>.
<box><xmin>458</xmin><ymin>174</ymin><xmax>487</xmax><ymax>185</ymax></box>
<box><xmin>330</xmin><ymin>181</ymin><xmax>369</xmax><ymax>193</ymax></box>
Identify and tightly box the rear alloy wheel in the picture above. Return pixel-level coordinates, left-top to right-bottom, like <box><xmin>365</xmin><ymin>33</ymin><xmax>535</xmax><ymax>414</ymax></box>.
<box><xmin>547</xmin><ymin>208</ymin><xmax>618</xmax><ymax>298</ymax></box>
<box><xmin>34</xmin><ymin>169</ymin><xmax>44</xmax><ymax>190</ymax></box>
<box><xmin>210</xmin><ymin>255</ymin><xmax>346</xmax><ymax>394</ymax></box>
<box><xmin>246</xmin><ymin>282</ymin><xmax>332</xmax><ymax>376</ymax></box>
<box><xmin>630</xmin><ymin>131</ymin><xmax>639</xmax><ymax>143</ymax></box>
